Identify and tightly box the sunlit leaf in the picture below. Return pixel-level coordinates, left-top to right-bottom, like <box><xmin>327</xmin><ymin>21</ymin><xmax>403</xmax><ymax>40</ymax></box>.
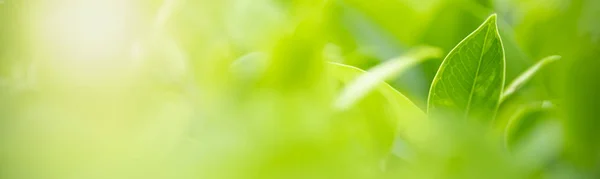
<box><xmin>427</xmin><ymin>14</ymin><xmax>505</xmax><ymax>121</ymax></box>
<box><xmin>329</xmin><ymin>62</ymin><xmax>424</xmax><ymax>117</ymax></box>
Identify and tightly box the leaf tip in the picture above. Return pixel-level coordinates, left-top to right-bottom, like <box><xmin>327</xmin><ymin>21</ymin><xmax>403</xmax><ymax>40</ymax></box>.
<box><xmin>486</xmin><ymin>13</ymin><xmax>498</xmax><ymax>25</ymax></box>
<box><xmin>545</xmin><ymin>55</ymin><xmax>562</xmax><ymax>62</ymax></box>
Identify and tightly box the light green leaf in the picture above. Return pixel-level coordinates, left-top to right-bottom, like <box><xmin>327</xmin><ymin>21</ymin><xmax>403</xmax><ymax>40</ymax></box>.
<box><xmin>334</xmin><ymin>46</ymin><xmax>443</xmax><ymax>110</ymax></box>
<box><xmin>501</xmin><ymin>55</ymin><xmax>561</xmax><ymax>103</ymax></box>
<box><xmin>329</xmin><ymin>62</ymin><xmax>424</xmax><ymax>117</ymax></box>
<box><xmin>504</xmin><ymin>100</ymin><xmax>556</xmax><ymax>148</ymax></box>
<box><xmin>427</xmin><ymin>14</ymin><xmax>505</xmax><ymax>121</ymax></box>
<box><xmin>329</xmin><ymin>62</ymin><xmax>428</xmax><ymax>160</ymax></box>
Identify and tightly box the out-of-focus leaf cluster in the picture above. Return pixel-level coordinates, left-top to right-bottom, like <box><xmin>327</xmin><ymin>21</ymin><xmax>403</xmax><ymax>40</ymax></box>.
<box><xmin>0</xmin><ymin>0</ymin><xmax>599</xmax><ymax>178</ymax></box>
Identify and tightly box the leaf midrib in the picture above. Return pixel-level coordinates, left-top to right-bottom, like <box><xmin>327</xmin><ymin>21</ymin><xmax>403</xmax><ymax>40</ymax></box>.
<box><xmin>464</xmin><ymin>23</ymin><xmax>492</xmax><ymax>117</ymax></box>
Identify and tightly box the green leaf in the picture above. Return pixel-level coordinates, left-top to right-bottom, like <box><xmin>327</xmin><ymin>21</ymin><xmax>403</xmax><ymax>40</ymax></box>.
<box><xmin>334</xmin><ymin>46</ymin><xmax>443</xmax><ymax>110</ymax></box>
<box><xmin>504</xmin><ymin>100</ymin><xmax>555</xmax><ymax>149</ymax></box>
<box><xmin>329</xmin><ymin>62</ymin><xmax>425</xmax><ymax>118</ymax></box>
<box><xmin>329</xmin><ymin>62</ymin><xmax>427</xmax><ymax>149</ymax></box>
<box><xmin>427</xmin><ymin>14</ymin><xmax>505</xmax><ymax>121</ymax></box>
<box><xmin>501</xmin><ymin>55</ymin><xmax>561</xmax><ymax>103</ymax></box>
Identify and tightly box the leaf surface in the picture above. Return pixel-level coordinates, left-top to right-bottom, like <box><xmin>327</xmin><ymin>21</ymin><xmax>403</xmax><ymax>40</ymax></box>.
<box><xmin>428</xmin><ymin>14</ymin><xmax>505</xmax><ymax>121</ymax></box>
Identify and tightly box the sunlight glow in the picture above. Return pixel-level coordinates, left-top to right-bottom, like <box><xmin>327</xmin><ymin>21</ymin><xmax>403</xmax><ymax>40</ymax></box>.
<box><xmin>31</xmin><ymin>0</ymin><xmax>141</xmax><ymax>79</ymax></box>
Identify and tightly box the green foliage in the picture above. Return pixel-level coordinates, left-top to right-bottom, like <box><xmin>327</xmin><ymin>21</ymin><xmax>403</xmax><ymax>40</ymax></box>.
<box><xmin>1</xmin><ymin>0</ymin><xmax>600</xmax><ymax>179</ymax></box>
<box><xmin>334</xmin><ymin>46</ymin><xmax>442</xmax><ymax>110</ymax></box>
<box><xmin>501</xmin><ymin>55</ymin><xmax>561</xmax><ymax>103</ymax></box>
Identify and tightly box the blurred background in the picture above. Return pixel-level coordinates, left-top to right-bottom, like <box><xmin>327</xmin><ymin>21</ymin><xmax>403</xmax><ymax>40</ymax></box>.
<box><xmin>0</xmin><ymin>0</ymin><xmax>599</xmax><ymax>178</ymax></box>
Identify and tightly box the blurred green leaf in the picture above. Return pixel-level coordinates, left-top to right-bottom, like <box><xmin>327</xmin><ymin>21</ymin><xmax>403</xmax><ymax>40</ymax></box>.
<box><xmin>334</xmin><ymin>46</ymin><xmax>442</xmax><ymax>110</ymax></box>
<box><xmin>501</xmin><ymin>55</ymin><xmax>561</xmax><ymax>103</ymax></box>
<box><xmin>562</xmin><ymin>45</ymin><xmax>600</xmax><ymax>171</ymax></box>
<box><xmin>428</xmin><ymin>14</ymin><xmax>505</xmax><ymax>121</ymax></box>
<box><xmin>329</xmin><ymin>62</ymin><xmax>427</xmax><ymax>156</ymax></box>
<box><xmin>512</xmin><ymin>119</ymin><xmax>563</xmax><ymax>174</ymax></box>
<box><xmin>329</xmin><ymin>62</ymin><xmax>425</xmax><ymax>117</ymax></box>
<box><xmin>504</xmin><ymin>100</ymin><xmax>555</xmax><ymax>149</ymax></box>
<box><xmin>2</xmin><ymin>0</ymin><xmax>600</xmax><ymax>178</ymax></box>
